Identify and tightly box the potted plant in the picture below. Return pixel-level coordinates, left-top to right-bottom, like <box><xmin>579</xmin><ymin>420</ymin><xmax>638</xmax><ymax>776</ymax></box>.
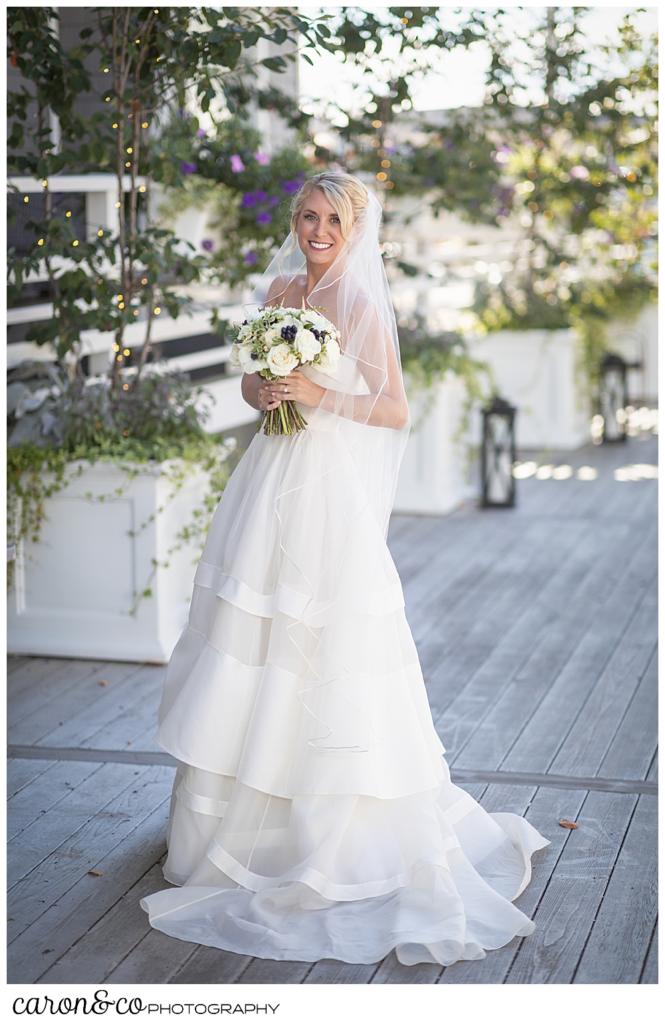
<box><xmin>7</xmin><ymin>362</ymin><xmax>239</xmax><ymax>662</ymax></box>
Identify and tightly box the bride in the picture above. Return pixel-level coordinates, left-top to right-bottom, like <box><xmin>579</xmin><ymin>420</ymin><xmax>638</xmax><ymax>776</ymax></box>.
<box><xmin>140</xmin><ymin>170</ymin><xmax>550</xmax><ymax>966</ymax></box>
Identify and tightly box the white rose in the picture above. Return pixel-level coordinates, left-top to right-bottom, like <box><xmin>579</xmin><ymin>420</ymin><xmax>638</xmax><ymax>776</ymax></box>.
<box><xmin>297</xmin><ymin>329</ymin><xmax>322</xmax><ymax>363</ymax></box>
<box><xmin>318</xmin><ymin>337</ymin><xmax>341</xmax><ymax>372</ymax></box>
<box><xmin>262</xmin><ymin>327</ymin><xmax>280</xmax><ymax>344</ymax></box>
<box><xmin>267</xmin><ymin>343</ymin><xmax>299</xmax><ymax>376</ymax></box>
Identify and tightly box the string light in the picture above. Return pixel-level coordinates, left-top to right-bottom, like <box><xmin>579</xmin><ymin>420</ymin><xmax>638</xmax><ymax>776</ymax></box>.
<box><xmin>65</xmin><ymin>210</ymin><xmax>72</xmax><ymax>218</ymax></box>
<box><xmin>116</xmin><ymin>354</ymin><xmax>123</xmax><ymax>362</ymax></box>
<box><xmin>125</xmin><ymin>161</ymin><xmax>131</xmax><ymax>167</ymax></box>
<box><xmin>41</xmin><ymin>179</ymin><xmax>48</xmax><ymax>188</ymax></box>
<box><xmin>138</xmin><ymin>184</ymin><xmax>146</xmax><ymax>193</ymax></box>
<box><xmin>113</xmin><ymin>343</ymin><xmax>120</xmax><ymax>351</ymax></box>
<box><xmin>72</xmin><ymin>239</ymin><xmax>79</xmax><ymax>246</ymax></box>
<box><xmin>126</xmin><ymin>146</ymin><xmax>133</xmax><ymax>154</ymax></box>
<box><xmin>371</xmin><ymin>119</ymin><xmax>382</xmax><ymax>128</ymax></box>
<box><xmin>123</xmin><ymin>348</ymin><xmax>131</xmax><ymax>356</ymax></box>
<box><xmin>104</xmin><ymin>96</ymin><xmax>111</xmax><ymax>102</ymax></box>
<box><xmin>140</xmin><ymin>277</ymin><xmax>148</xmax><ymax>285</ymax></box>
<box><xmin>133</xmin><ymin>309</ymin><xmax>139</xmax><ymax>316</ymax></box>
<box><xmin>376</xmin><ymin>171</ymin><xmax>388</xmax><ymax>181</ymax></box>
<box><xmin>37</xmin><ymin>238</ymin><xmax>45</xmax><ymax>246</ymax></box>
<box><xmin>153</xmin><ymin>306</ymin><xmax>161</xmax><ymax>315</ymax></box>
<box><xmin>122</xmin><ymin>383</ymin><xmax>129</xmax><ymax>390</ymax></box>
<box><xmin>103</xmin><ymin>67</ymin><xmax>110</xmax><ymax>73</ymax></box>
<box><xmin>117</xmin><ymin>293</ymin><xmax>124</xmax><ymax>300</ymax></box>
<box><xmin>97</xmin><ymin>229</ymin><xmax>104</xmax><ymax>237</ymax></box>
<box><xmin>112</xmin><ymin>122</ymin><xmax>119</xmax><ymax>129</ymax></box>
<box><xmin>135</xmin><ymin>38</ymin><xmax>141</xmax><ymax>44</ymax></box>
<box><xmin>118</xmin><ymin>301</ymin><xmax>125</xmax><ymax>309</ymax></box>
<box><xmin>380</xmin><ymin>159</ymin><xmax>391</xmax><ymax>168</ymax></box>
<box><xmin>115</xmin><ymin>201</ymin><xmax>121</xmax><ymax>208</ymax></box>
<box><xmin>141</xmin><ymin>121</ymin><xmax>149</xmax><ymax>128</ymax></box>
<box><xmin>23</xmin><ymin>195</ymin><xmax>29</xmax><ymax>204</ymax></box>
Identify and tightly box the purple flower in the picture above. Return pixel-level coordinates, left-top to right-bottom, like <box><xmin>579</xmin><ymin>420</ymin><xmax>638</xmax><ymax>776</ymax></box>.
<box><xmin>256</xmin><ymin>211</ymin><xmax>272</xmax><ymax>225</ymax></box>
<box><xmin>230</xmin><ymin>154</ymin><xmax>245</xmax><ymax>173</ymax></box>
<box><xmin>267</xmin><ymin>196</ymin><xmax>280</xmax><ymax>208</ymax></box>
<box><xmin>241</xmin><ymin>192</ymin><xmax>257</xmax><ymax>208</ymax></box>
<box><xmin>180</xmin><ymin>161</ymin><xmax>198</xmax><ymax>174</ymax></box>
<box><xmin>385</xmin><ymin>145</ymin><xmax>397</xmax><ymax>155</ymax></box>
<box><xmin>254</xmin><ymin>150</ymin><xmax>270</xmax><ymax>165</ymax></box>
<box><xmin>196</xmin><ymin>128</ymin><xmax>207</xmax><ymax>138</ymax></box>
<box><xmin>254</xmin><ymin>189</ymin><xmax>268</xmax><ymax>203</ymax></box>
<box><xmin>243</xmin><ymin>250</ymin><xmax>258</xmax><ymax>265</ymax></box>
<box><xmin>280</xmin><ymin>179</ymin><xmax>301</xmax><ymax>194</ymax></box>
<box><xmin>443</xmin><ymin>139</ymin><xmax>455</xmax><ymax>150</ymax></box>
<box><xmin>201</xmin><ymin>238</ymin><xmax>215</xmax><ymax>252</ymax></box>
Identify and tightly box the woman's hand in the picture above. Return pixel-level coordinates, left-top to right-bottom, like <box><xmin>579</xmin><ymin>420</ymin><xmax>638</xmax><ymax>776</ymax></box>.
<box><xmin>267</xmin><ymin>369</ymin><xmax>325</xmax><ymax>409</ymax></box>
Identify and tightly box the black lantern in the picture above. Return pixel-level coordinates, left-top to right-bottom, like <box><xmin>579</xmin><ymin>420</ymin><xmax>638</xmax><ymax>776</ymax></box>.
<box><xmin>599</xmin><ymin>352</ymin><xmax>629</xmax><ymax>443</ymax></box>
<box><xmin>480</xmin><ymin>394</ymin><xmax>517</xmax><ymax>508</ymax></box>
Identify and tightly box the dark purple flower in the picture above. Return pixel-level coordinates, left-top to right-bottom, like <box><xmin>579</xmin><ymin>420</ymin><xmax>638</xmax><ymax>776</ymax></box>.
<box><xmin>180</xmin><ymin>160</ymin><xmax>198</xmax><ymax>174</ymax></box>
<box><xmin>254</xmin><ymin>189</ymin><xmax>268</xmax><ymax>203</ymax></box>
<box><xmin>201</xmin><ymin>238</ymin><xmax>215</xmax><ymax>251</ymax></box>
<box><xmin>256</xmin><ymin>211</ymin><xmax>272</xmax><ymax>224</ymax></box>
<box><xmin>241</xmin><ymin>192</ymin><xmax>258</xmax><ymax>208</ymax></box>
<box><xmin>280</xmin><ymin>179</ymin><xmax>301</xmax><ymax>194</ymax></box>
<box><xmin>243</xmin><ymin>250</ymin><xmax>258</xmax><ymax>265</ymax></box>
<box><xmin>267</xmin><ymin>196</ymin><xmax>280</xmax><ymax>208</ymax></box>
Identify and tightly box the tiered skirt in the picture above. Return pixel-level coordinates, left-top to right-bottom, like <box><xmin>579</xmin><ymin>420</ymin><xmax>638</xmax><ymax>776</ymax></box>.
<box><xmin>140</xmin><ymin>412</ymin><xmax>550</xmax><ymax>965</ymax></box>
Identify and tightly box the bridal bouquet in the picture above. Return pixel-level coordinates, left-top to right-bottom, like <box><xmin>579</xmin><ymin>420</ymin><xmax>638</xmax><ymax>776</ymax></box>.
<box><xmin>230</xmin><ymin>305</ymin><xmax>342</xmax><ymax>435</ymax></box>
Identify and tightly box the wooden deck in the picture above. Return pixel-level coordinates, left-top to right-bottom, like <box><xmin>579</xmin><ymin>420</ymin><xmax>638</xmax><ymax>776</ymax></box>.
<box><xmin>7</xmin><ymin>425</ymin><xmax>658</xmax><ymax>985</ymax></box>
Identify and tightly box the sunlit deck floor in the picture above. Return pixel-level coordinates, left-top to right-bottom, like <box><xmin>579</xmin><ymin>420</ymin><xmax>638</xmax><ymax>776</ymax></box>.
<box><xmin>7</xmin><ymin>423</ymin><xmax>658</xmax><ymax>985</ymax></box>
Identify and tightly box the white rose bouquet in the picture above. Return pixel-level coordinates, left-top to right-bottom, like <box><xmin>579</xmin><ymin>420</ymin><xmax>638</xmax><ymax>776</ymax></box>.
<box><xmin>230</xmin><ymin>305</ymin><xmax>342</xmax><ymax>435</ymax></box>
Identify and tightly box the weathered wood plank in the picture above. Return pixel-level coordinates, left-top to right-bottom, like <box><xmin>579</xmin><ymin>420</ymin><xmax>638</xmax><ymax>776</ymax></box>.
<box><xmin>640</xmin><ymin>922</ymin><xmax>658</xmax><ymax>983</ymax></box>
<box><xmin>7</xmin><ymin>757</ymin><xmax>56</xmax><ymax>798</ymax></box>
<box><xmin>8</xmin><ymin>786</ymin><xmax>173</xmax><ymax>983</ymax></box>
<box><xmin>498</xmin><ymin>533</ymin><xmax>656</xmax><ymax>778</ymax></box>
<box><xmin>8</xmin><ymin>763</ymin><xmax>172</xmax><ymax>942</ymax></box>
<box><xmin>9</xmin><ymin>657</ymin><xmax>124</xmax><ymax>728</ymax></box>
<box><xmin>455</xmin><ymin>523</ymin><xmax>656</xmax><ymax>774</ymax></box>
<box><xmin>8</xmin><ymin>758</ymin><xmax>102</xmax><ymax>842</ymax></box>
<box><xmin>573</xmin><ymin>793</ymin><xmax>657</xmax><ymax>982</ymax></box>
<box><xmin>11</xmin><ymin>663</ymin><xmax>162</xmax><ymax>748</ymax></box>
<box><xmin>506</xmin><ymin>789</ymin><xmax>638</xmax><ymax>983</ymax></box>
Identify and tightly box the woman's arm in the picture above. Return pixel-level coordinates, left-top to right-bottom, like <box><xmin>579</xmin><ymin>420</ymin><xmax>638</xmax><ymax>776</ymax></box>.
<box><xmin>240</xmin><ymin>371</ymin><xmax>262</xmax><ymax>411</ymax></box>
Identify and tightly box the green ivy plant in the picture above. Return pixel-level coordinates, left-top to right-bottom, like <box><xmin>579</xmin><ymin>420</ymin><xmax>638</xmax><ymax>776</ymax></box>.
<box><xmin>7</xmin><ymin>369</ymin><xmax>241</xmax><ymax>611</ymax></box>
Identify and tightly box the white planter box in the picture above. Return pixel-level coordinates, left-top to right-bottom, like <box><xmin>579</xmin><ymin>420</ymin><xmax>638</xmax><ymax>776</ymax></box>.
<box><xmin>467</xmin><ymin>327</ymin><xmax>591</xmax><ymax>450</ymax></box>
<box><xmin>8</xmin><ymin>459</ymin><xmax>211</xmax><ymax>663</ymax></box>
<box><xmin>395</xmin><ymin>371</ymin><xmax>479</xmax><ymax>515</ymax></box>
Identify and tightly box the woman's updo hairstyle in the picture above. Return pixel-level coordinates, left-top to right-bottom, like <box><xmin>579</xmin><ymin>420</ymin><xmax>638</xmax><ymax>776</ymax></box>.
<box><xmin>289</xmin><ymin>171</ymin><xmax>369</xmax><ymax>240</ymax></box>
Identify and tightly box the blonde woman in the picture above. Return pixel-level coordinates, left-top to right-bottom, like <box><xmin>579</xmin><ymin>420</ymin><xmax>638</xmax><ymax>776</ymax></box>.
<box><xmin>140</xmin><ymin>171</ymin><xmax>550</xmax><ymax>967</ymax></box>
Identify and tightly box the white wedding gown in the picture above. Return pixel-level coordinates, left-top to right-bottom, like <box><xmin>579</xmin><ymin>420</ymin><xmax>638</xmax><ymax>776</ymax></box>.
<box><xmin>140</xmin><ymin>356</ymin><xmax>551</xmax><ymax>966</ymax></box>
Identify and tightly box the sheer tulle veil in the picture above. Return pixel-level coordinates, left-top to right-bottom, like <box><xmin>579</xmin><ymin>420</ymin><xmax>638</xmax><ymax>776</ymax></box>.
<box><xmin>242</xmin><ymin>173</ymin><xmax>412</xmax><ymax>755</ymax></box>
